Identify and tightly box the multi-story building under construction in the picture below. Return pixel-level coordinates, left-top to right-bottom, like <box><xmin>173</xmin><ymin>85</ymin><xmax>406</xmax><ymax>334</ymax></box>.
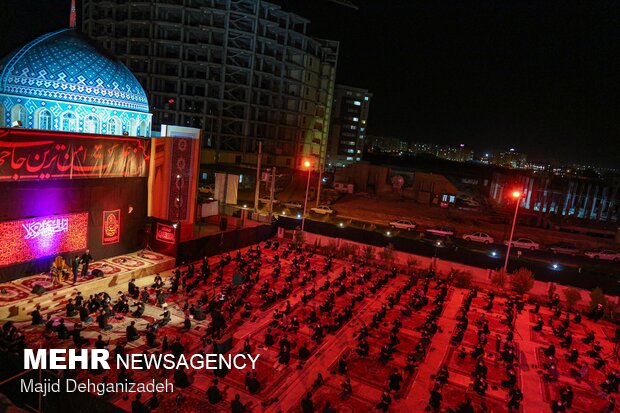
<box><xmin>83</xmin><ymin>0</ymin><xmax>339</xmax><ymax>171</ymax></box>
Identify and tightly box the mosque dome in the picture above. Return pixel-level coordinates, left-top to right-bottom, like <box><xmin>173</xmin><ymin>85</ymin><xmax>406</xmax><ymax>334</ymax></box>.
<box><xmin>0</xmin><ymin>28</ymin><xmax>149</xmax><ymax>113</ymax></box>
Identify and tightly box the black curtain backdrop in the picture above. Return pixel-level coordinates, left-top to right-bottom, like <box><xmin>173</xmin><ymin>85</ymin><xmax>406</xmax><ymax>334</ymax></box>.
<box><xmin>0</xmin><ymin>177</ymin><xmax>147</xmax><ymax>282</ymax></box>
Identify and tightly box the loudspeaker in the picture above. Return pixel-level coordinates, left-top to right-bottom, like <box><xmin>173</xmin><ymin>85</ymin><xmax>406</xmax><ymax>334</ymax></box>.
<box><xmin>219</xmin><ymin>217</ymin><xmax>228</xmax><ymax>231</ymax></box>
<box><xmin>215</xmin><ymin>335</ymin><xmax>233</xmax><ymax>354</ymax></box>
<box><xmin>31</xmin><ymin>284</ymin><xmax>46</xmax><ymax>295</ymax></box>
<box><xmin>92</xmin><ymin>269</ymin><xmax>104</xmax><ymax>278</ymax></box>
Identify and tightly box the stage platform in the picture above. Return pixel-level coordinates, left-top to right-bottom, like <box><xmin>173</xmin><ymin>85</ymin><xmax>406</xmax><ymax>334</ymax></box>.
<box><xmin>0</xmin><ymin>251</ymin><xmax>175</xmax><ymax>321</ymax></box>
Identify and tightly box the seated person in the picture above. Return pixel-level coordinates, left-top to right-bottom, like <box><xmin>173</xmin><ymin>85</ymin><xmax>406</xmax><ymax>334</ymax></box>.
<box><xmin>66</xmin><ymin>299</ymin><xmax>78</xmax><ymax>317</ymax></box>
<box><xmin>126</xmin><ymin>321</ymin><xmax>140</xmax><ymax>342</ymax></box>
<box><xmin>174</xmin><ymin>366</ymin><xmax>191</xmax><ymax>388</ymax></box>
<box><xmin>31</xmin><ymin>305</ymin><xmax>43</xmax><ymax>325</ymax></box>
<box><xmin>56</xmin><ymin>319</ymin><xmax>70</xmax><ymax>339</ymax></box>
<box><xmin>207</xmin><ymin>379</ymin><xmax>223</xmax><ymax>404</ymax></box>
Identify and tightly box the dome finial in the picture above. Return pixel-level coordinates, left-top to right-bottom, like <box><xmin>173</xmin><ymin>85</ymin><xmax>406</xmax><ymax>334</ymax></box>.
<box><xmin>69</xmin><ymin>0</ymin><xmax>76</xmax><ymax>28</ymax></box>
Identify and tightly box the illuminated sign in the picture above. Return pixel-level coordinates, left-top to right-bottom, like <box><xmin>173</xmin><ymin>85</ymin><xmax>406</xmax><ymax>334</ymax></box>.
<box><xmin>155</xmin><ymin>223</ymin><xmax>176</xmax><ymax>244</ymax></box>
<box><xmin>102</xmin><ymin>210</ymin><xmax>120</xmax><ymax>245</ymax></box>
<box><xmin>0</xmin><ymin>213</ymin><xmax>88</xmax><ymax>267</ymax></box>
<box><xmin>22</xmin><ymin>217</ymin><xmax>69</xmax><ymax>240</ymax></box>
<box><xmin>0</xmin><ymin>128</ymin><xmax>150</xmax><ymax>182</ymax></box>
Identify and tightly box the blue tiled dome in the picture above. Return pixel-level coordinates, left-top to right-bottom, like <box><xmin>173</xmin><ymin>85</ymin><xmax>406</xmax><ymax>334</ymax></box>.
<box><xmin>0</xmin><ymin>29</ymin><xmax>149</xmax><ymax>113</ymax></box>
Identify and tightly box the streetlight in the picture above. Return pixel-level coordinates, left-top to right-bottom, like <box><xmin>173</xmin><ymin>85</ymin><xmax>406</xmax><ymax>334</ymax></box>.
<box><xmin>301</xmin><ymin>160</ymin><xmax>312</xmax><ymax>232</ymax></box>
<box><xmin>503</xmin><ymin>190</ymin><xmax>522</xmax><ymax>273</ymax></box>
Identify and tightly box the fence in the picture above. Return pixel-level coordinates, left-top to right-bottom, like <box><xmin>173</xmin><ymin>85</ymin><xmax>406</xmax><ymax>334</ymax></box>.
<box><xmin>177</xmin><ymin>224</ymin><xmax>276</xmax><ymax>264</ymax></box>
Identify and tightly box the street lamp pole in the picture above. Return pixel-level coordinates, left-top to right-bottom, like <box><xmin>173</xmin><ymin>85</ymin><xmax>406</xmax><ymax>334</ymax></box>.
<box><xmin>301</xmin><ymin>161</ymin><xmax>312</xmax><ymax>232</ymax></box>
<box><xmin>503</xmin><ymin>191</ymin><xmax>522</xmax><ymax>274</ymax></box>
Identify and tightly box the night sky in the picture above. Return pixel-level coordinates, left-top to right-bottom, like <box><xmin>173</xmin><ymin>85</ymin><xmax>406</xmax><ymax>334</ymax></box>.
<box><xmin>2</xmin><ymin>1</ymin><xmax>620</xmax><ymax>167</ymax></box>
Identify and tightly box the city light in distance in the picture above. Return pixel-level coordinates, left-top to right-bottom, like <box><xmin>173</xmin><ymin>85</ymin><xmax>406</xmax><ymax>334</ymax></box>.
<box><xmin>304</xmin><ymin>160</ymin><xmax>311</xmax><ymax>168</ymax></box>
<box><xmin>512</xmin><ymin>191</ymin><xmax>521</xmax><ymax>198</ymax></box>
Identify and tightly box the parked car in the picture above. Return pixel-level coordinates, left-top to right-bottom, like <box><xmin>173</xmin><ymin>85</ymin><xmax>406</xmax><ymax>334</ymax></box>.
<box><xmin>504</xmin><ymin>238</ymin><xmax>540</xmax><ymax>250</ymax></box>
<box><xmin>549</xmin><ymin>242</ymin><xmax>581</xmax><ymax>256</ymax></box>
<box><xmin>425</xmin><ymin>226</ymin><xmax>455</xmax><ymax>237</ymax></box>
<box><xmin>259</xmin><ymin>197</ymin><xmax>280</xmax><ymax>205</ymax></box>
<box><xmin>462</xmin><ymin>232</ymin><xmax>494</xmax><ymax>244</ymax></box>
<box><xmin>283</xmin><ymin>200</ymin><xmax>303</xmax><ymax>209</ymax></box>
<box><xmin>584</xmin><ymin>248</ymin><xmax>620</xmax><ymax>261</ymax></box>
<box><xmin>389</xmin><ymin>219</ymin><xmax>417</xmax><ymax>231</ymax></box>
<box><xmin>310</xmin><ymin>205</ymin><xmax>337</xmax><ymax>215</ymax></box>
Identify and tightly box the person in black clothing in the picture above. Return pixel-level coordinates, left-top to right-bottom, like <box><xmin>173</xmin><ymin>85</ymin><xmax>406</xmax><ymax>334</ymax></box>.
<box><xmin>72</xmin><ymin>323</ymin><xmax>88</xmax><ymax>347</ymax></box>
<box><xmin>131</xmin><ymin>393</ymin><xmax>150</xmax><ymax>413</ymax></box>
<box><xmin>97</xmin><ymin>311</ymin><xmax>112</xmax><ymax>331</ymax></box>
<box><xmin>182</xmin><ymin>315</ymin><xmax>191</xmax><ymax>331</ymax></box>
<box><xmin>94</xmin><ymin>334</ymin><xmax>108</xmax><ymax>350</ymax></box>
<box><xmin>56</xmin><ymin>319</ymin><xmax>70</xmax><ymax>339</ymax></box>
<box><xmin>31</xmin><ymin>305</ymin><xmax>42</xmax><ymax>325</ymax></box>
<box><xmin>264</xmin><ymin>328</ymin><xmax>274</xmax><ymax>347</ymax></box>
<box><xmin>132</xmin><ymin>302</ymin><xmax>145</xmax><ymax>318</ymax></box>
<box><xmin>247</xmin><ymin>372</ymin><xmax>261</xmax><ymax>394</ymax></box>
<box><xmin>457</xmin><ymin>398</ymin><xmax>474</xmax><ymax>413</ymax></box>
<box><xmin>230</xmin><ymin>393</ymin><xmax>245</xmax><ymax>413</ymax></box>
<box><xmin>207</xmin><ymin>379</ymin><xmax>223</xmax><ymax>404</ymax></box>
<box><xmin>147</xmin><ymin>392</ymin><xmax>160</xmax><ymax>410</ymax></box>
<box><xmin>66</xmin><ymin>299</ymin><xmax>78</xmax><ymax>317</ymax></box>
<box><xmin>146</xmin><ymin>326</ymin><xmax>160</xmax><ymax>347</ymax></box>
<box><xmin>80</xmin><ymin>250</ymin><xmax>93</xmax><ymax>278</ymax></box>
<box><xmin>376</xmin><ymin>391</ymin><xmax>392</xmax><ymax>412</ymax></box>
<box><xmin>72</xmin><ymin>256</ymin><xmax>80</xmax><ymax>284</ymax></box>
<box><xmin>301</xmin><ymin>392</ymin><xmax>315</xmax><ymax>413</ymax></box>
<box><xmin>79</xmin><ymin>305</ymin><xmax>93</xmax><ymax>323</ymax></box>
<box><xmin>174</xmin><ymin>366</ymin><xmax>191</xmax><ymax>388</ymax></box>
<box><xmin>389</xmin><ymin>368</ymin><xmax>403</xmax><ymax>392</ymax></box>
<box><xmin>126</xmin><ymin>321</ymin><xmax>139</xmax><ymax>342</ymax></box>
<box><xmin>128</xmin><ymin>279</ymin><xmax>138</xmax><ymax>298</ymax></box>
<box><xmin>171</xmin><ymin>337</ymin><xmax>185</xmax><ymax>358</ymax></box>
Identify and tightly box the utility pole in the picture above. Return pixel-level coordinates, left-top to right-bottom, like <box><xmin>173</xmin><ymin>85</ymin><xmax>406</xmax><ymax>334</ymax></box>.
<box><xmin>269</xmin><ymin>166</ymin><xmax>276</xmax><ymax>214</ymax></box>
<box><xmin>254</xmin><ymin>141</ymin><xmax>262</xmax><ymax>213</ymax></box>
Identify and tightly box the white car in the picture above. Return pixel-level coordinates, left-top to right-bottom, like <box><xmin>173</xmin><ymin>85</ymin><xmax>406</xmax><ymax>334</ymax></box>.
<box><xmin>389</xmin><ymin>219</ymin><xmax>417</xmax><ymax>231</ymax></box>
<box><xmin>259</xmin><ymin>197</ymin><xmax>280</xmax><ymax>205</ymax></box>
<box><xmin>463</xmin><ymin>232</ymin><xmax>494</xmax><ymax>244</ymax></box>
<box><xmin>504</xmin><ymin>238</ymin><xmax>540</xmax><ymax>250</ymax></box>
<box><xmin>284</xmin><ymin>201</ymin><xmax>303</xmax><ymax>209</ymax></box>
<box><xmin>585</xmin><ymin>248</ymin><xmax>620</xmax><ymax>262</ymax></box>
<box><xmin>425</xmin><ymin>226</ymin><xmax>455</xmax><ymax>237</ymax></box>
<box><xmin>310</xmin><ymin>205</ymin><xmax>337</xmax><ymax>215</ymax></box>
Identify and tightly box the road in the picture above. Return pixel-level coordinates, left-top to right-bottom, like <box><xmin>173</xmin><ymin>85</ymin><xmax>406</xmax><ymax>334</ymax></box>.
<box><xmin>265</xmin><ymin>206</ymin><xmax>620</xmax><ymax>294</ymax></box>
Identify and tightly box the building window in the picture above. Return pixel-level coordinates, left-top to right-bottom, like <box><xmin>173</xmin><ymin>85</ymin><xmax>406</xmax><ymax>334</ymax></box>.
<box><xmin>353</xmin><ymin>100</ymin><xmax>361</xmax><ymax>106</ymax></box>
<box><xmin>37</xmin><ymin>109</ymin><xmax>52</xmax><ymax>130</ymax></box>
<box><xmin>61</xmin><ymin>112</ymin><xmax>77</xmax><ymax>132</ymax></box>
<box><xmin>352</xmin><ymin>117</ymin><xmax>359</xmax><ymax>122</ymax></box>
<box><xmin>107</xmin><ymin>118</ymin><xmax>120</xmax><ymax>135</ymax></box>
<box><xmin>84</xmin><ymin>115</ymin><xmax>100</xmax><ymax>134</ymax></box>
<box><xmin>364</xmin><ymin>96</ymin><xmax>369</xmax><ymax>101</ymax></box>
<box><xmin>11</xmin><ymin>104</ymin><xmax>27</xmax><ymax>126</ymax></box>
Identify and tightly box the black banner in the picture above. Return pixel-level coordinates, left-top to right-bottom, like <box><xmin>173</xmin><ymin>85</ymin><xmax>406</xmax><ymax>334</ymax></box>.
<box><xmin>0</xmin><ymin>127</ymin><xmax>150</xmax><ymax>181</ymax></box>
